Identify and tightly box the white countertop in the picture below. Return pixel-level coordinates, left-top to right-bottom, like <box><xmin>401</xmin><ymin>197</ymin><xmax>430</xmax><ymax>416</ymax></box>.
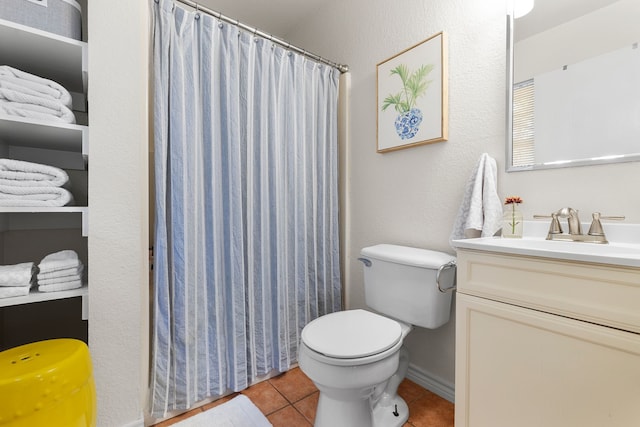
<box><xmin>452</xmin><ymin>221</ymin><xmax>640</xmax><ymax>268</ymax></box>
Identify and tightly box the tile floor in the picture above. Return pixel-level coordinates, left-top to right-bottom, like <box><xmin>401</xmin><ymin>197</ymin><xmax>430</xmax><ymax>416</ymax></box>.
<box><xmin>152</xmin><ymin>367</ymin><xmax>454</xmax><ymax>427</ymax></box>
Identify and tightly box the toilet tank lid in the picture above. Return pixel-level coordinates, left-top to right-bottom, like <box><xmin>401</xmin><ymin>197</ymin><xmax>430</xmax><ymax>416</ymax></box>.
<box><xmin>360</xmin><ymin>244</ymin><xmax>455</xmax><ymax>269</ymax></box>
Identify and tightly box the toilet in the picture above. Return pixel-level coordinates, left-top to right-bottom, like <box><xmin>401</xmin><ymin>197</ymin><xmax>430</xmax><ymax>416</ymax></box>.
<box><xmin>298</xmin><ymin>244</ymin><xmax>456</xmax><ymax>427</ymax></box>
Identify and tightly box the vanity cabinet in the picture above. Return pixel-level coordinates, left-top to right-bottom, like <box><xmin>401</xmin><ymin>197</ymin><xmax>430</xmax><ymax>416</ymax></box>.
<box><xmin>0</xmin><ymin>16</ymin><xmax>89</xmax><ymax>350</ymax></box>
<box><xmin>455</xmin><ymin>248</ymin><xmax>640</xmax><ymax>427</ymax></box>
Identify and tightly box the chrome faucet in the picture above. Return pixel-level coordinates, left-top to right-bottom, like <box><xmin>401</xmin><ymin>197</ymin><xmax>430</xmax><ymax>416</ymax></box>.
<box><xmin>556</xmin><ymin>207</ymin><xmax>582</xmax><ymax>235</ymax></box>
<box><xmin>534</xmin><ymin>208</ymin><xmax>625</xmax><ymax>244</ymax></box>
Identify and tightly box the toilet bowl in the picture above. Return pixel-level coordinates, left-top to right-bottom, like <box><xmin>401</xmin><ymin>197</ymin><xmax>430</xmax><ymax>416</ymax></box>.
<box><xmin>299</xmin><ymin>309</ymin><xmax>412</xmax><ymax>427</ymax></box>
<box><xmin>299</xmin><ymin>244</ymin><xmax>456</xmax><ymax>427</ymax></box>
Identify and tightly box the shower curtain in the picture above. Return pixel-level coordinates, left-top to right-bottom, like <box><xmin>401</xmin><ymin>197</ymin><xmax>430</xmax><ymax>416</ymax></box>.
<box><xmin>151</xmin><ymin>0</ymin><xmax>342</xmax><ymax>416</ymax></box>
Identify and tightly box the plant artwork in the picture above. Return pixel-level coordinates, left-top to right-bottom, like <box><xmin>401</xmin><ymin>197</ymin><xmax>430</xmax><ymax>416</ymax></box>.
<box><xmin>377</xmin><ymin>32</ymin><xmax>448</xmax><ymax>152</ymax></box>
<box><xmin>382</xmin><ymin>64</ymin><xmax>434</xmax><ymax>140</ymax></box>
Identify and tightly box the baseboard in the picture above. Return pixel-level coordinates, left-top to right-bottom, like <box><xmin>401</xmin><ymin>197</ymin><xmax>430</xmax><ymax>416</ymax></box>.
<box><xmin>406</xmin><ymin>363</ymin><xmax>455</xmax><ymax>403</ymax></box>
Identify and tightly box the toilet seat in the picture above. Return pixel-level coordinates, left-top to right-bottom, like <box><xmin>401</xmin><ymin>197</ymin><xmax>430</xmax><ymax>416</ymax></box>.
<box><xmin>301</xmin><ymin>309</ymin><xmax>402</xmax><ymax>359</ymax></box>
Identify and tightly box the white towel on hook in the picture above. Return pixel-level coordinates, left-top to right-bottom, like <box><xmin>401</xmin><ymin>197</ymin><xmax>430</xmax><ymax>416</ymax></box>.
<box><xmin>449</xmin><ymin>153</ymin><xmax>503</xmax><ymax>246</ymax></box>
<box><xmin>0</xmin><ymin>159</ymin><xmax>69</xmax><ymax>187</ymax></box>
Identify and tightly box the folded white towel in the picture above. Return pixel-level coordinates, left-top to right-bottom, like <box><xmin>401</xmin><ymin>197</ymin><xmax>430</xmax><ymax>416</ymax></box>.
<box><xmin>38</xmin><ymin>280</ymin><xmax>82</xmax><ymax>293</ymax></box>
<box><xmin>0</xmin><ymin>98</ymin><xmax>76</xmax><ymax>124</ymax></box>
<box><xmin>0</xmin><ymin>285</ymin><xmax>31</xmax><ymax>299</ymax></box>
<box><xmin>0</xmin><ymin>65</ymin><xmax>72</xmax><ymax>108</ymax></box>
<box><xmin>37</xmin><ymin>266</ymin><xmax>83</xmax><ymax>285</ymax></box>
<box><xmin>0</xmin><ymin>159</ymin><xmax>69</xmax><ymax>187</ymax></box>
<box><xmin>0</xmin><ymin>262</ymin><xmax>35</xmax><ymax>286</ymax></box>
<box><xmin>0</xmin><ymin>184</ymin><xmax>74</xmax><ymax>206</ymax></box>
<box><xmin>37</xmin><ymin>264</ymin><xmax>83</xmax><ymax>281</ymax></box>
<box><xmin>38</xmin><ymin>250</ymin><xmax>82</xmax><ymax>273</ymax></box>
<box><xmin>450</xmin><ymin>153</ymin><xmax>503</xmax><ymax>245</ymax></box>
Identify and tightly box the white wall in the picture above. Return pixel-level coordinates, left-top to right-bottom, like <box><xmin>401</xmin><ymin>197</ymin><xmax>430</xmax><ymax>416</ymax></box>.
<box><xmin>288</xmin><ymin>0</ymin><xmax>507</xmax><ymax>393</ymax></box>
<box><xmin>288</xmin><ymin>0</ymin><xmax>640</xmax><ymax>395</ymax></box>
<box><xmin>86</xmin><ymin>0</ymin><xmax>640</xmax><ymax>420</ymax></box>
<box><xmin>88</xmin><ymin>1</ymin><xmax>150</xmax><ymax>426</ymax></box>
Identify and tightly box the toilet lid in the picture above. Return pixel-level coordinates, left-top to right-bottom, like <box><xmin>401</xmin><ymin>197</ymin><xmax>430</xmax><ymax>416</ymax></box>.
<box><xmin>301</xmin><ymin>309</ymin><xmax>402</xmax><ymax>359</ymax></box>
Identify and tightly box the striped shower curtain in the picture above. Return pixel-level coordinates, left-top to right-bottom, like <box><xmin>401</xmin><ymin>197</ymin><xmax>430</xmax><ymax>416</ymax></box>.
<box><xmin>151</xmin><ymin>0</ymin><xmax>342</xmax><ymax>416</ymax></box>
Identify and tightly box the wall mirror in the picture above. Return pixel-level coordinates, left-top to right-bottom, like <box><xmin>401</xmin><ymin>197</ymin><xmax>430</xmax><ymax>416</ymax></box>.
<box><xmin>506</xmin><ymin>0</ymin><xmax>640</xmax><ymax>172</ymax></box>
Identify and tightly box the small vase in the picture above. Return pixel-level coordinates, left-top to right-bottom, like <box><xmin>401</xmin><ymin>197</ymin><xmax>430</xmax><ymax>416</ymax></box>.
<box><xmin>394</xmin><ymin>108</ymin><xmax>423</xmax><ymax>140</ymax></box>
<box><xmin>502</xmin><ymin>206</ymin><xmax>523</xmax><ymax>238</ymax></box>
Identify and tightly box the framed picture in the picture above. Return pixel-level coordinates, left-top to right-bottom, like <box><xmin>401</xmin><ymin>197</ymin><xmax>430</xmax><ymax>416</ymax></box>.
<box><xmin>376</xmin><ymin>32</ymin><xmax>448</xmax><ymax>153</ymax></box>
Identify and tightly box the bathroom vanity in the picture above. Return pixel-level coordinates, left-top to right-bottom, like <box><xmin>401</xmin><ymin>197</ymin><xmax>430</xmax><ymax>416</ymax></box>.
<box><xmin>452</xmin><ymin>223</ymin><xmax>640</xmax><ymax>427</ymax></box>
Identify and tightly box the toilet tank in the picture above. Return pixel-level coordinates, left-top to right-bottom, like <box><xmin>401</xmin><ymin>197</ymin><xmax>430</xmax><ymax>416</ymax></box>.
<box><xmin>360</xmin><ymin>244</ymin><xmax>456</xmax><ymax>329</ymax></box>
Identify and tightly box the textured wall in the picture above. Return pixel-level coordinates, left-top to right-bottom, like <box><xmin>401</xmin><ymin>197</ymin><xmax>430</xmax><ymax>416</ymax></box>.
<box><xmin>288</xmin><ymin>0</ymin><xmax>507</xmax><ymax>390</ymax></box>
<box><xmin>287</xmin><ymin>0</ymin><xmax>640</xmax><ymax>393</ymax></box>
<box><xmin>88</xmin><ymin>1</ymin><xmax>149</xmax><ymax>425</ymax></box>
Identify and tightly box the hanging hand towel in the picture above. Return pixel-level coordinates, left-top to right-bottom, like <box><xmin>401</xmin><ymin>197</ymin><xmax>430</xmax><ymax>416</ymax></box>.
<box><xmin>38</xmin><ymin>250</ymin><xmax>82</xmax><ymax>273</ymax></box>
<box><xmin>0</xmin><ymin>262</ymin><xmax>35</xmax><ymax>286</ymax></box>
<box><xmin>0</xmin><ymin>65</ymin><xmax>72</xmax><ymax>108</ymax></box>
<box><xmin>0</xmin><ymin>184</ymin><xmax>74</xmax><ymax>206</ymax></box>
<box><xmin>449</xmin><ymin>153</ymin><xmax>503</xmax><ymax>246</ymax></box>
<box><xmin>0</xmin><ymin>285</ymin><xmax>31</xmax><ymax>299</ymax></box>
<box><xmin>0</xmin><ymin>159</ymin><xmax>69</xmax><ymax>187</ymax></box>
<box><xmin>38</xmin><ymin>280</ymin><xmax>82</xmax><ymax>293</ymax></box>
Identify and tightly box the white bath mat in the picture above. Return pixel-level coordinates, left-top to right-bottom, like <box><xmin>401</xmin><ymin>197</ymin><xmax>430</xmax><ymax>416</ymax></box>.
<box><xmin>174</xmin><ymin>395</ymin><xmax>272</xmax><ymax>427</ymax></box>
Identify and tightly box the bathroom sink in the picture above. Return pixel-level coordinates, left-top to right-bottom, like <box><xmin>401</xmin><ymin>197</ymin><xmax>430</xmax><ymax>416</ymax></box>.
<box><xmin>452</xmin><ymin>221</ymin><xmax>640</xmax><ymax>268</ymax></box>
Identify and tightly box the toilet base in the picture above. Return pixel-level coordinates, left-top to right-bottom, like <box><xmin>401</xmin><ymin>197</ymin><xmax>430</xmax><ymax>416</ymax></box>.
<box><xmin>314</xmin><ymin>391</ymin><xmax>373</xmax><ymax>427</ymax></box>
<box><xmin>372</xmin><ymin>345</ymin><xmax>410</xmax><ymax>427</ymax></box>
<box><xmin>372</xmin><ymin>395</ymin><xmax>409</xmax><ymax>427</ymax></box>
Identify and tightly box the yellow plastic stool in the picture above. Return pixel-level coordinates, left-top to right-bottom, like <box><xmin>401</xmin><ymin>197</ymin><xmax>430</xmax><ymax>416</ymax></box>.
<box><xmin>0</xmin><ymin>339</ymin><xmax>96</xmax><ymax>427</ymax></box>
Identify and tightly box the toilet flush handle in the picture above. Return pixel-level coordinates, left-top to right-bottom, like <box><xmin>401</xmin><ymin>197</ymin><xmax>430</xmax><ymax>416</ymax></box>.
<box><xmin>436</xmin><ymin>261</ymin><xmax>457</xmax><ymax>293</ymax></box>
<box><xmin>357</xmin><ymin>257</ymin><xmax>372</xmax><ymax>267</ymax></box>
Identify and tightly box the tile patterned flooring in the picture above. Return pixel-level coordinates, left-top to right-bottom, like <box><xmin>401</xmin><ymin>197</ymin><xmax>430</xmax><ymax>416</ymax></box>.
<box><xmin>152</xmin><ymin>367</ymin><xmax>454</xmax><ymax>427</ymax></box>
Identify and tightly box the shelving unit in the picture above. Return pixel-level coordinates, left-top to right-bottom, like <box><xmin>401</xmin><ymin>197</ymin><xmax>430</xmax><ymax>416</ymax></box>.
<box><xmin>0</xmin><ymin>14</ymin><xmax>89</xmax><ymax>341</ymax></box>
<box><xmin>0</xmin><ymin>116</ymin><xmax>88</xmax><ymax>160</ymax></box>
<box><xmin>0</xmin><ymin>285</ymin><xmax>88</xmax><ymax>319</ymax></box>
<box><xmin>0</xmin><ymin>17</ymin><xmax>87</xmax><ymax>99</ymax></box>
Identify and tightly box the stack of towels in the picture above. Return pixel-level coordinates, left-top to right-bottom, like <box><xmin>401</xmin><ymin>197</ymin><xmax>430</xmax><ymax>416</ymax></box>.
<box><xmin>36</xmin><ymin>250</ymin><xmax>84</xmax><ymax>293</ymax></box>
<box><xmin>0</xmin><ymin>65</ymin><xmax>75</xmax><ymax>124</ymax></box>
<box><xmin>0</xmin><ymin>158</ymin><xmax>73</xmax><ymax>206</ymax></box>
<box><xmin>0</xmin><ymin>262</ymin><xmax>36</xmax><ymax>299</ymax></box>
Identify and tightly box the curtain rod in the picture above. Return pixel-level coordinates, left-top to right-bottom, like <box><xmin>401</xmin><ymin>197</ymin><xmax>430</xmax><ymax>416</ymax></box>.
<box><xmin>173</xmin><ymin>0</ymin><xmax>349</xmax><ymax>73</ymax></box>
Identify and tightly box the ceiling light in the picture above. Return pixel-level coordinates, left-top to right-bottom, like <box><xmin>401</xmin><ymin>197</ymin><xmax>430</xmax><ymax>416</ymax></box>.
<box><xmin>513</xmin><ymin>0</ymin><xmax>534</xmax><ymax>18</ymax></box>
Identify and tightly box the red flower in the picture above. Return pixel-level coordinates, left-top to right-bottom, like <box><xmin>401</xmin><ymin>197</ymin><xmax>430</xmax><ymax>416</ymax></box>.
<box><xmin>504</xmin><ymin>196</ymin><xmax>523</xmax><ymax>205</ymax></box>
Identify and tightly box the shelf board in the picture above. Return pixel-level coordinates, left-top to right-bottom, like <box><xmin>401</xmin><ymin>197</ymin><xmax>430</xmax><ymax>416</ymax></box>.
<box><xmin>0</xmin><ymin>18</ymin><xmax>87</xmax><ymax>95</ymax></box>
<box><xmin>0</xmin><ymin>284</ymin><xmax>88</xmax><ymax>309</ymax></box>
<box><xmin>0</xmin><ymin>207</ymin><xmax>89</xmax><ymax>236</ymax></box>
<box><xmin>0</xmin><ymin>116</ymin><xmax>88</xmax><ymax>157</ymax></box>
<box><xmin>0</xmin><ymin>206</ymin><xmax>86</xmax><ymax>213</ymax></box>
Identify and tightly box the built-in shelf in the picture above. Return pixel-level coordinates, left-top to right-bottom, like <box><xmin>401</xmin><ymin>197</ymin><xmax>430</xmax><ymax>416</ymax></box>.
<box><xmin>0</xmin><ymin>9</ymin><xmax>90</xmax><ymax>341</ymax></box>
<box><xmin>0</xmin><ymin>116</ymin><xmax>88</xmax><ymax>161</ymax></box>
<box><xmin>0</xmin><ymin>285</ymin><xmax>88</xmax><ymax>320</ymax></box>
<box><xmin>0</xmin><ymin>207</ymin><xmax>88</xmax><ymax>236</ymax></box>
<box><xmin>0</xmin><ymin>18</ymin><xmax>87</xmax><ymax>96</ymax></box>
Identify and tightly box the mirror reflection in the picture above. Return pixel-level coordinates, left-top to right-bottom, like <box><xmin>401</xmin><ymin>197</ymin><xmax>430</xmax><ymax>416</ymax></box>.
<box><xmin>507</xmin><ymin>0</ymin><xmax>640</xmax><ymax>171</ymax></box>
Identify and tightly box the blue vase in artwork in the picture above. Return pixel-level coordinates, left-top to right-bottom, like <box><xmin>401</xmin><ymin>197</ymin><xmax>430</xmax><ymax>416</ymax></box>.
<box><xmin>394</xmin><ymin>108</ymin><xmax>423</xmax><ymax>140</ymax></box>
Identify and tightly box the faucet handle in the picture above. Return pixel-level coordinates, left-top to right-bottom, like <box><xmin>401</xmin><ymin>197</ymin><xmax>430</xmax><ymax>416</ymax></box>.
<box><xmin>587</xmin><ymin>212</ymin><xmax>625</xmax><ymax>236</ymax></box>
<box><xmin>533</xmin><ymin>212</ymin><xmax>563</xmax><ymax>235</ymax></box>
